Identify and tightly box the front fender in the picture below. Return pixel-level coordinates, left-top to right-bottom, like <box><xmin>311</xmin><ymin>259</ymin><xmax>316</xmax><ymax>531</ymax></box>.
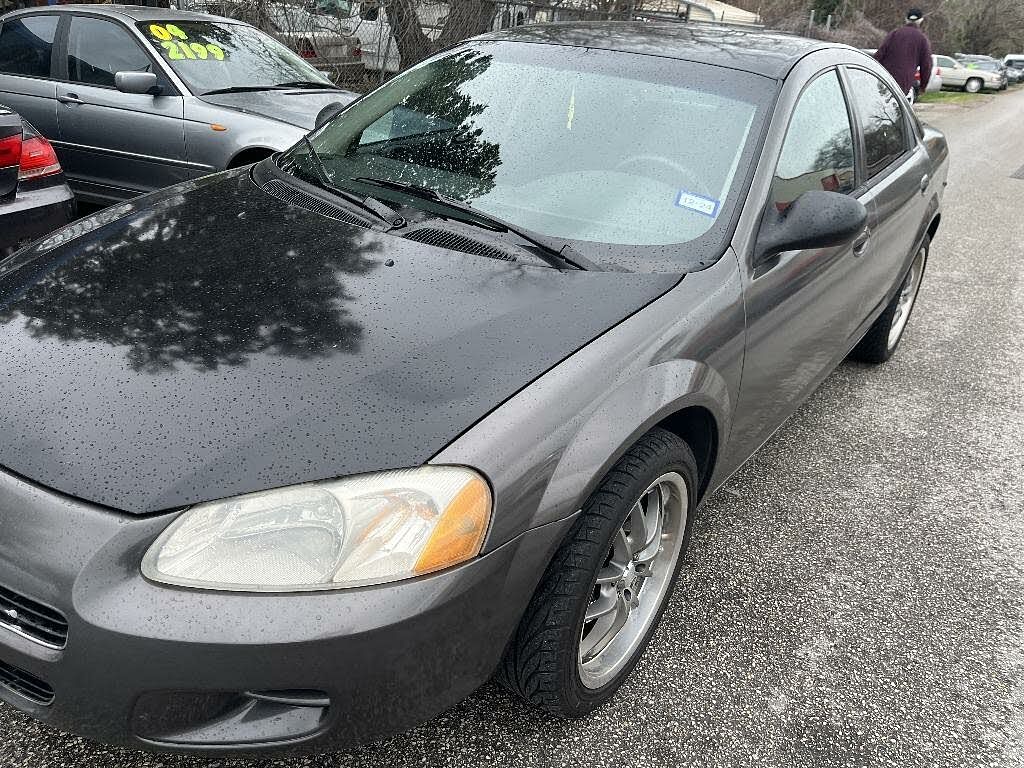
<box><xmin>531</xmin><ymin>358</ymin><xmax>730</xmax><ymax>532</ymax></box>
<box><xmin>184</xmin><ymin>98</ymin><xmax>306</xmax><ymax>171</ymax></box>
<box><xmin>432</xmin><ymin>251</ymin><xmax>746</xmax><ymax>551</ymax></box>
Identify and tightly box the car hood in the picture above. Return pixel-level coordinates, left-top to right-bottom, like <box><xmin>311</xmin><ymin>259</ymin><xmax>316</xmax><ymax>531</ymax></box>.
<box><xmin>0</xmin><ymin>168</ymin><xmax>678</xmax><ymax>514</ymax></box>
<box><xmin>199</xmin><ymin>89</ymin><xmax>359</xmax><ymax>130</ymax></box>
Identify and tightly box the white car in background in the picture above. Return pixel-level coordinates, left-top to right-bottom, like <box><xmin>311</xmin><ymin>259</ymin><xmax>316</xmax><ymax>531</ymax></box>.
<box><xmin>923</xmin><ymin>56</ymin><xmax>942</xmax><ymax>92</ymax></box>
<box><xmin>263</xmin><ymin>1</ymin><xmax>360</xmax><ymax>77</ymax></box>
<box><xmin>317</xmin><ymin>0</ymin><xmax>528</xmax><ymax>73</ymax></box>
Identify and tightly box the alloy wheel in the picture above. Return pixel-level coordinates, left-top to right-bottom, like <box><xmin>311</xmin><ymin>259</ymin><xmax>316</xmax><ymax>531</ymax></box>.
<box><xmin>578</xmin><ymin>472</ymin><xmax>688</xmax><ymax>689</ymax></box>
<box><xmin>887</xmin><ymin>246</ymin><xmax>926</xmax><ymax>351</ymax></box>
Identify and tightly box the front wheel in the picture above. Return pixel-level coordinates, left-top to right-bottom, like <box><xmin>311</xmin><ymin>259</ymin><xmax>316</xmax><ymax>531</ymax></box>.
<box><xmin>851</xmin><ymin>238</ymin><xmax>928</xmax><ymax>364</ymax></box>
<box><xmin>964</xmin><ymin>77</ymin><xmax>983</xmax><ymax>93</ymax></box>
<box><xmin>498</xmin><ymin>428</ymin><xmax>698</xmax><ymax>716</ymax></box>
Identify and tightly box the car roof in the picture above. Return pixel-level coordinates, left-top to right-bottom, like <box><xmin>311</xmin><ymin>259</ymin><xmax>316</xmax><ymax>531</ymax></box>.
<box><xmin>2</xmin><ymin>4</ymin><xmax>239</xmax><ymax>24</ymax></box>
<box><xmin>474</xmin><ymin>21</ymin><xmax>842</xmax><ymax>79</ymax></box>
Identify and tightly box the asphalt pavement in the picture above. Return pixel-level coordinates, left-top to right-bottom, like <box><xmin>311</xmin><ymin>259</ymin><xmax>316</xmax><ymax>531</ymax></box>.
<box><xmin>2</xmin><ymin>89</ymin><xmax>1023</xmax><ymax>768</ymax></box>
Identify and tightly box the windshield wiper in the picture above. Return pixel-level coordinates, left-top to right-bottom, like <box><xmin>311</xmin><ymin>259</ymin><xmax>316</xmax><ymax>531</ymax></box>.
<box><xmin>292</xmin><ymin>139</ymin><xmax>403</xmax><ymax>228</ymax></box>
<box><xmin>353</xmin><ymin>177</ymin><xmax>598</xmax><ymax>271</ymax></box>
<box><xmin>274</xmin><ymin>80</ymin><xmax>342</xmax><ymax>90</ymax></box>
<box><xmin>202</xmin><ymin>85</ymin><xmax>279</xmax><ymax>95</ymax></box>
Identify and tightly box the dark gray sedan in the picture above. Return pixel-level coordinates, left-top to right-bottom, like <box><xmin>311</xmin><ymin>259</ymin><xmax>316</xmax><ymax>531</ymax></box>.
<box><xmin>0</xmin><ymin>5</ymin><xmax>358</xmax><ymax>205</ymax></box>
<box><xmin>0</xmin><ymin>23</ymin><xmax>946</xmax><ymax>755</ymax></box>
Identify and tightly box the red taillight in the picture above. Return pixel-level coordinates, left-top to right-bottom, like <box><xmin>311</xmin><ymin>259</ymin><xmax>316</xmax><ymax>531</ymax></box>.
<box><xmin>937</xmin><ymin>67</ymin><xmax>942</xmax><ymax>75</ymax></box>
<box><xmin>0</xmin><ymin>133</ymin><xmax>22</xmax><ymax>169</ymax></box>
<box><xmin>18</xmin><ymin>135</ymin><xmax>61</xmax><ymax>181</ymax></box>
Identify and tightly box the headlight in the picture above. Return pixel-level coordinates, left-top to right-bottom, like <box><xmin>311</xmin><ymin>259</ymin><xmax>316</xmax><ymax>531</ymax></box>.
<box><xmin>141</xmin><ymin>466</ymin><xmax>491</xmax><ymax>592</ymax></box>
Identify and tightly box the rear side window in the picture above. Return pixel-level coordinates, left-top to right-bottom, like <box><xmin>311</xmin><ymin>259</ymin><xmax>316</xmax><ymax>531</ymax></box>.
<box><xmin>0</xmin><ymin>16</ymin><xmax>58</xmax><ymax>78</ymax></box>
<box><xmin>771</xmin><ymin>70</ymin><xmax>855</xmax><ymax>211</ymax></box>
<box><xmin>67</xmin><ymin>16</ymin><xmax>154</xmax><ymax>88</ymax></box>
<box><xmin>846</xmin><ymin>68</ymin><xmax>910</xmax><ymax>180</ymax></box>
<box><xmin>937</xmin><ymin>56</ymin><xmax>958</xmax><ymax>68</ymax></box>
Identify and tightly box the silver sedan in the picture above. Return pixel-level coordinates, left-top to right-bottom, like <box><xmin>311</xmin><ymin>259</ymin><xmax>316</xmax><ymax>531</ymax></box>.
<box><xmin>0</xmin><ymin>5</ymin><xmax>359</xmax><ymax>205</ymax></box>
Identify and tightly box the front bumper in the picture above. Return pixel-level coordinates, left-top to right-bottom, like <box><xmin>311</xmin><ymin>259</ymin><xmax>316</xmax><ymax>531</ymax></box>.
<box><xmin>0</xmin><ymin>180</ymin><xmax>76</xmax><ymax>259</ymax></box>
<box><xmin>0</xmin><ymin>467</ymin><xmax>573</xmax><ymax>754</ymax></box>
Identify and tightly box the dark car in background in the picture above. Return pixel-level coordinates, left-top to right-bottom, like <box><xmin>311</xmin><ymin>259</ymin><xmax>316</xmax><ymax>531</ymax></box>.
<box><xmin>0</xmin><ymin>5</ymin><xmax>358</xmax><ymax>205</ymax></box>
<box><xmin>0</xmin><ymin>24</ymin><xmax>947</xmax><ymax>755</ymax></box>
<box><xmin>0</xmin><ymin>104</ymin><xmax>73</xmax><ymax>257</ymax></box>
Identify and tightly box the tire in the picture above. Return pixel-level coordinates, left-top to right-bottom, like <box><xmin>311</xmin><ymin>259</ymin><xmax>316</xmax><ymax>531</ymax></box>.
<box><xmin>964</xmin><ymin>77</ymin><xmax>983</xmax><ymax>93</ymax></box>
<box><xmin>851</xmin><ymin>237</ymin><xmax>928</xmax><ymax>364</ymax></box>
<box><xmin>498</xmin><ymin>428</ymin><xmax>698</xmax><ymax>717</ymax></box>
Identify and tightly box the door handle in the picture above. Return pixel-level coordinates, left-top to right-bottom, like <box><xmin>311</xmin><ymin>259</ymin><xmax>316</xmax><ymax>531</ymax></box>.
<box><xmin>919</xmin><ymin>174</ymin><xmax>930</xmax><ymax>194</ymax></box>
<box><xmin>852</xmin><ymin>229</ymin><xmax>871</xmax><ymax>256</ymax></box>
<box><xmin>57</xmin><ymin>93</ymin><xmax>84</xmax><ymax>105</ymax></box>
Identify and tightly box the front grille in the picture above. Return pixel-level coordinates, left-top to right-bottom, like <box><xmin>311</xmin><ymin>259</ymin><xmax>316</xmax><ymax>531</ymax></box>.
<box><xmin>0</xmin><ymin>659</ymin><xmax>54</xmax><ymax>705</ymax></box>
<box><xmin>0</xmin><ymin>584</ymin><xmax>68</xmax><ymax>649</ymax></box>
<box><xmin>403</xmin><ymin>228</ymin><xmax>518</xmax><ymax>262</ymax></box>
<box><xmin>260</xmin><ymin>178</ymin><xmax>373</xmax><ymax>228</ymax></box>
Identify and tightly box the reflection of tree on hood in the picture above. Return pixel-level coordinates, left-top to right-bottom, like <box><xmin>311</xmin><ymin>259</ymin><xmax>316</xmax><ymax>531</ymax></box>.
<box><xmin>0</xmin><ymin>182</ymin><xmax>379</xmax><ymax>373</ymax></box>
<box><xmin>382</xmin><ymin>50</ymin><xmax>502</xmax><ymax>200</ymax></box>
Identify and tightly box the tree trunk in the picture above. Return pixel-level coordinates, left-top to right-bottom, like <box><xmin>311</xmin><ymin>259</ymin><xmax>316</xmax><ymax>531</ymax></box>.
<box><xmin>436</xmin><ymin>0</ymin><xmax>497</xmax><ymax>50</ymax></box>
<box><xmin>385</xmin><ymin>0</ymin><xmax>435</xmax><ymax>68</ymax></box>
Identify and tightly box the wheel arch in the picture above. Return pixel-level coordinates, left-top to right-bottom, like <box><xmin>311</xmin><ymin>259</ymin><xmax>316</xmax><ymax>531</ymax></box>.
<box><xmin>227</xmin><ymin>146</ymin><xmax>276</xmax><ymax>169</ymax></box>
<box><xmin>655</xmin><ymin>404</ymin><xmax>718</xmax><ymax>501</ymax></box>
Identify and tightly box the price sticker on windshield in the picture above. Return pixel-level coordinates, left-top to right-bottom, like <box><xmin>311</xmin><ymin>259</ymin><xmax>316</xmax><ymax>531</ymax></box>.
<box><xmin>148</xmin><ymin>24</ymin><xmax>226</xmax><ymax>61</ymax></box>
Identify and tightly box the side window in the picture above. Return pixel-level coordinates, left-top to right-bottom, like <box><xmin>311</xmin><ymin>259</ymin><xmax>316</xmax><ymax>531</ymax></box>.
<box><xmin>67</xmin><ymin>17</ymin><xmax>153</xmax><ymax>89</ymax></box>
<box><xmin>846</xmin><ymin>68</ymin><xmax>910</xmax><ymax>179</ymax></box>
<box><xmin>0</xmin><ymin>16</ymin><xmax>59</xmax><ymax>78</ymax></box>
<box><xmin>771</xmin><ymin>70</ymin><xmax>855</xmax><ymax>212</ymax></box>
<box><xmin>938</xmin><ymin>56</ymin><xmax>958</xmax><ymax>69</ymax></box>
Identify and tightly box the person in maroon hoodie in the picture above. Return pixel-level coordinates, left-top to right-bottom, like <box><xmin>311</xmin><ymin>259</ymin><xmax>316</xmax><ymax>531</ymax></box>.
<box><xmin>875</xmin><ymin>8</ymin><xmax>933</xmax><ymax>99</ymax></box>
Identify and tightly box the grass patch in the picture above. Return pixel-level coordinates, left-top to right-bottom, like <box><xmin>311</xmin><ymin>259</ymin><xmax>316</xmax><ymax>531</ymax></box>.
<box><xmin>916</xmin><ymin>90</ymin><xmax>986</xmax><ymax>104</ymax></box>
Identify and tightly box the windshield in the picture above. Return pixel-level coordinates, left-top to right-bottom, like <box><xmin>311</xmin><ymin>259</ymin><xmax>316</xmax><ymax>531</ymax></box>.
<box><xmin>137</xmin><ymin>20</ymin><xmax>333</xmax><ymax>94</ymax></box>
<box><xmin>281</xmin><ymin>41</ymin><xmax>771</xmax><ymax>267</ymax></box>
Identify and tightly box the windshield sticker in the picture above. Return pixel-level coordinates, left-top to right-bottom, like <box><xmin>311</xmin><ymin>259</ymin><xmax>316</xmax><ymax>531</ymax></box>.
<box><xmin>675</xmin><ymin>190</ymin><xmax>720</xmax><ymax>218</ymax></box>
<box><xmin>148</xmin><ymin>24</ymin><xmax>226</xmax><ymax>61</ymax></box>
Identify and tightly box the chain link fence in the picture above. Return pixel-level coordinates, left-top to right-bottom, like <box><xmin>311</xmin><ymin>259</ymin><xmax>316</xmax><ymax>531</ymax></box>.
<box><xmin>169</xmin><ymin>0</ymin><xmax>761</xmax><ymax>91</ymax></box>
<box><xmin>0</xmin><ymin>0</ymin><xmax>760</xmax><ymax>92</ymax></box>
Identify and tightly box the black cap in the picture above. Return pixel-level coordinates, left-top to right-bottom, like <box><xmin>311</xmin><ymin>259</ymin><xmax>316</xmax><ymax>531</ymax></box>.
<box><xmin>907</xmin><ymin>8</ymin><xmax>924</xmax><ymax>21</ymax></box>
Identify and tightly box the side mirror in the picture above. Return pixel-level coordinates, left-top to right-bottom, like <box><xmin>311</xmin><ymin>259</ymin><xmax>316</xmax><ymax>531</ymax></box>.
<box><xmin>115</xmin><ymin>71</ymin><xmax>161</xmax><ymax>96</ymax></box>
<box><xmin>314</xmin><ymin>101</ymin><xmax>347</xmax><ymax>129</ymax></box>
<box><xmin>754</xmin><ymin>190</ymin><xmax>868</xmax><ymax>266</ymax></box>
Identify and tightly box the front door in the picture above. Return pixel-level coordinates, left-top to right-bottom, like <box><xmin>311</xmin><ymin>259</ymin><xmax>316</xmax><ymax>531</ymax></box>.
<box><xmin>55</xmin><ymin>15</ymin><xmax>187</xmax><ymax>202</ymax></box>
<box><xmin>731</xmin><ymin>68</ymin><xmax>871</xmax><ymax>453</ymax></box>
<box><xmin>935</xmin><ymin>56</ymin><xmax>965</xmax><ymax>88</ymax></box>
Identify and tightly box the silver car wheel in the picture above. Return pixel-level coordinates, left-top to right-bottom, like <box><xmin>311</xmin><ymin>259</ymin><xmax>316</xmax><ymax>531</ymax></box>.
<box><xmin>965</xmin><ymin>78</ymin><xmax>983</xmax><ymax>93</ymax></box>
<box><xmin>887</xmin><ymin>246</ymin><xmax>926</xmax><ymax>351</ymax></box>
<box><xmin>578</xmin><ymin>472</ymin><xmax>687</xmax><ymax>689</ymax></box>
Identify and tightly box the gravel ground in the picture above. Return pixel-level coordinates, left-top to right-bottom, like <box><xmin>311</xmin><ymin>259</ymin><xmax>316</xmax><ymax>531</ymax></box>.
<box><xmin>2</xmin><ymin>89</ymin><xmax>1023</xmax><ymax>768</ymax></box>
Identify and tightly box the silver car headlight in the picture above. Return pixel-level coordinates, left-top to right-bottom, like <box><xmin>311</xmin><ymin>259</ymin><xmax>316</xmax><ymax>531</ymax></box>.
<box><xmin>141</xmin><ymin>466</ymin><xmax>491</xmax><ymax>592</ymax></box>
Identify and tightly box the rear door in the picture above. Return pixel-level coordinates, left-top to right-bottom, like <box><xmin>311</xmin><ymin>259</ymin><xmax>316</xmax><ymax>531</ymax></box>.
<box><xmin>0</xmin><ymin>14</ymin><xmax>60</xmax><ymax>139</ymax></box>
<box><xmin>842</xmin><ymin>66</ymin><xmax>931</xmax><ymax>321</ymax></box>
<box><xmin>55</xmin><ymin>14</ymin><xmax>186</xmax><ymax>202</ymax></box>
